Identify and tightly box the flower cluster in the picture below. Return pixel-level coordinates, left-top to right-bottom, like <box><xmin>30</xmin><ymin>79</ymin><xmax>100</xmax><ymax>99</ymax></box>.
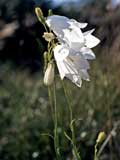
<box><xmin>45</xmin><ymin>15</ymin><xmax>100</xmax><ymax>87</ymax></box>
<box><xmin>35</xmin><ymin>7</ymin><xmax>100</xmax><ymax>87</ymax></box>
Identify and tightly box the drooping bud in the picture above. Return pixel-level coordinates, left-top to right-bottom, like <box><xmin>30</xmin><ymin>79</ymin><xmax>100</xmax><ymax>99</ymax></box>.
<box><xmin>43</xmin><ymin>32</ymin><xmax>55</xmax><ymax>42</ymax></box>
<box><xmin>96</xmin><ymin>132</ymin><xmax>106</xmax><ymax>144</ymax></box>
<box><xmin>48</xmin><ymin>9</ymin><xmax>53</xmax><ymax>16</ymax></box>
<box><xmin>44</xmin><ymin>62</ymin><xmax>54</xmax><ymax>86</ymax></box>
<box><xmin>35</xmin><ymin>7</ymin><xmax>44</xmax><ymax>23</ymax></box>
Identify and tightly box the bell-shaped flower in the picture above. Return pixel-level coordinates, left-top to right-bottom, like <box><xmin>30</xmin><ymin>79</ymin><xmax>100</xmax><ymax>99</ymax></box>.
<box><xmin>46</xmin><ymin>15</ymin><xmax>100</xmax><ymax>51</ymax></box>
<box><xmin>46</xmin><ymin>15</ymin><xmax>100</xmax><ymax>87</ymax></box>
<box><xmin>54</xmin><ymin>45</ymin><xmax>92</xmax><ymax>87</ymax></box>
<box><xmin>46</xmin><ymin>15</ymin><xmax>87</xmax><ymax>41</ymax></box>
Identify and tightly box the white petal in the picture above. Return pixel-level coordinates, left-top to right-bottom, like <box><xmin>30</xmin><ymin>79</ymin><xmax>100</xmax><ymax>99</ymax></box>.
<box><xmin>46</xmin><ymin>15</ymin><xmax>69</xmax><ymax>29</ymax></box>
<box><xmin>56</xmin><ymin>61</ymin><xmax>65</xmax><ymax>79</ymax></box>
<box><xmin>69</xmin><ymin>19</ymin><xmax>88</xmax><ymax>28</ymax></box>
<box><xmin>80</xmin><ymin>47</ymin><xmax>96</xmax><ymax>60</ymax></box>
<box><xmin>56</xmin><ymin>60</ymin><xmax>77</xmax><ymax>80</ymax></box>
<box><xmin>80</xmin><ymin>70</ymin><xmax>90</xmax><ymax>81</ymax></box>
<box><xmin>84</xmin><ymin>34</ymin><xmax>100</xmax><ymax>48</ymax></box>
<box><xmin>63</xmin><ymin>27</ymin><xmax>84</xmax><ymax>50</ymax></box>
<box><xmin>68</xmin><ymin>54</ymin><xmax>90</xmax><ymax>70</ymax></box>
<box><xmin>77</xmin><ymin>23</ymin><xmax>87</xmax><ymax>28</ymax></box>
<box><xmin>75</xmin><ymin>79</ymin><xmax>82</xmax><ymax>87</ymax></box>
<box><xmin>66</xmin><ymin>74</ymin><xmax>82</xmax><ymax>87</ymax></box>
<box><xmin>64</xmin><ymin>59</ymin><xmax>78</xmax><ymax>74</ymax></box>
<box><xmin>73</xmin><ymin>75</ymin><xmax>82</xmax><ymax>87</ymax></box>
<box><xmin>46</xmin><ymin>15</ymin><xmax>71</xmax><ymax>39</ymax></box>
<box><xmin>54</xmin><ymin>45</ymin><xmax>70</xmax><ymax>61</ymax></box>
<box><xmin>84</xmin><ymin>29</ymin><xmax>95</xmax><ymax>36</ymax></box>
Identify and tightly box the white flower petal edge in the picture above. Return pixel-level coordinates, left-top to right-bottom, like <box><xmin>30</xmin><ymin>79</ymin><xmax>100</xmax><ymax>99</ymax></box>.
<box><xmin>46</xmin><ymin>15</ymin><xmax>100</xmax><ymax>50</ymax></box>
<box><xmin>63</xmin><ymin>27</ymin><xmax>84</xmax><ymax>50</ymax></box>
<box><xmin>54</xmin><ymin>45</ymin><xmax>91</xmax><ymax>87</ymax></box>
<box><xmin>80</xmin><ymin>47</ymin><xmax>96</xmax><ymax>60</ymax></box>
<box><xmin>84</xmin><ymin>29</ymin><xmax>100</xmax><ymax>48</ymax></box>
<box><xmin>56</xmin><ymin>60</ymin><xmax>82</xmax><ymax>87</ymax></box>
<box><xmin>46</xmin><ymin>15</ymin><xmax>71</xmax><ymax>39</ymax></box>
<box><xmin>69</xmin><ymin>19</ymin><xmax>88</xmax><ymax>28</ymax></box>
<box><xmin>46</xmin><ymin>15</ymin><xmax>87</xmax><ymax>42</ymax></box>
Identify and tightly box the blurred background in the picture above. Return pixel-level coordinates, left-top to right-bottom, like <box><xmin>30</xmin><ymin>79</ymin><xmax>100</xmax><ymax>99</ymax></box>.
<box><xmin>0</xmin><ymin>0</ymin><xmax>120</xmax><ymax>159</ymax></box>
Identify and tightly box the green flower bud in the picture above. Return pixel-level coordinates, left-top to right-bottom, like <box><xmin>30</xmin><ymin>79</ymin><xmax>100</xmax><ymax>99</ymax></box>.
<box><xmin>48</xmin><ymin>9</ymin><xmax>53</xmax><ymax>16</ymax></box>
<box><xmin>96</xmin><ymin>132</ymin><xmax>106</xmax><ymax>144</ymax></box>
<box><xmin>44</xmin><ymin>62</ymin><xmax>54</xmax><ymax>86</ymax></box>
<box><xmin>35</xmin><ymin>7</ymin><xmax>44</xmax><ymax>23</ymax></box>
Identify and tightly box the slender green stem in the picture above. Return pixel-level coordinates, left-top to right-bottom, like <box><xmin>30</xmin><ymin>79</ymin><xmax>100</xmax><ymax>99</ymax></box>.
<box><xmin>62</xmin><ymin>81</ymin><xmax>82</xmax><ymax>160</ymax></box>
<box><xmin>53</xmin><ymin>80</ymin><xmax>61</xmax><ymax>160</ymax></box>
<box><xmin>43</xmin><ymin>23</ymin><xmax>48</xmax><ymax>32</ymax></box>
<box><xmin>94</xmin><ymin>144</ymin><xmax>98</xmax><ymax>160</ymax></box>
<box><xmin>48</xmin><ymin>86</ymin><xmax>54</xmax><ymax>121</ymax></box>
<box><xmin>48</xmin><ymin>83</ymin><xmax>61</xmax><ymax>160</ymax></box>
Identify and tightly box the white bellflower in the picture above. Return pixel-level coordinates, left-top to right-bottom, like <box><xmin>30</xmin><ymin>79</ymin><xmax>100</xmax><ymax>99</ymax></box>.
<box><xmin>46</xmin><ymin>15</ymin><xmax>100</xmax><ymax>87</ymax></box>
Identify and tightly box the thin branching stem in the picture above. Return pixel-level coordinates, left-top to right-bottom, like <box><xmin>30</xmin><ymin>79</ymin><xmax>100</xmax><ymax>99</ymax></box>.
<box><xmin>48</xmin><ymin>87</ymin><xmax>54</xmax><ymax>121</ymax></box>
<box><xmin>62</xmin><ymin>81</ymin><xmax>82</xmax><ymax>160</ymax></box>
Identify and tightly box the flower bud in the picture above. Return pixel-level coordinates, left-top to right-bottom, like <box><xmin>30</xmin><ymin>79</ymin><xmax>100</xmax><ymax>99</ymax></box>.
<box><xmin>48</xmin><ymin>9</ymin><xmax>53</xmax><ymax>16</ymax></box>
<box><xmin>43</xmin><ymin>32</ymin><xmax>54</xmax><ymax>42</ymax></box>
<box><xmin>96</xmin><ymin>132</ymin><xmax>106</xmax><ymax>144</ymax></box>
<box><xmin>44</xmin><ymin>62</ymin><xmax>54</xmax><ymax>86</ymax></box>
<box><xmin>35</xmin><ymin>7</ymin><xmax>44</xmax><ymax>23</ymax></box>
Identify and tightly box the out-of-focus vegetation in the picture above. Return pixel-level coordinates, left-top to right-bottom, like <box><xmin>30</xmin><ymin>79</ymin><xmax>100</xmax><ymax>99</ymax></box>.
<box><xmin>0</xmin><ymin>0</ymin><xmax>120</xmax><ymax>160</ymax></box>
